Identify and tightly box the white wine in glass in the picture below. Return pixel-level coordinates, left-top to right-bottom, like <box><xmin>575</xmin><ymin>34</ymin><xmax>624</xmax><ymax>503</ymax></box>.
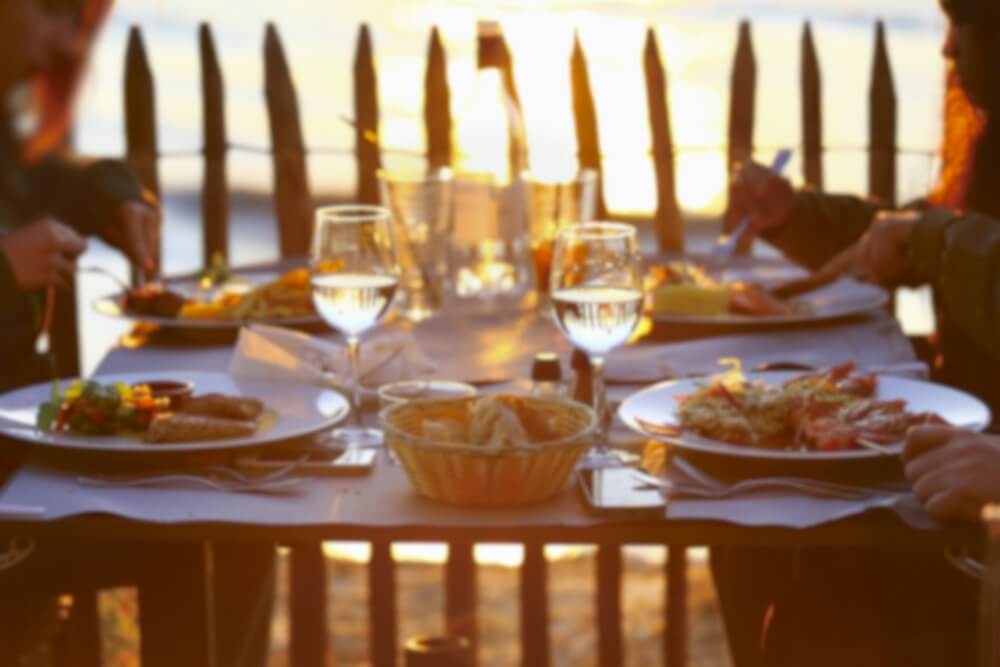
<box><xmin>550</xmin><ymin>222</ymin><xmax>643</xmax><ymax>466</ymax></box>
<box><xmin>311</xmin><ymin>205</ymin><xmax>400</xmax><ymax>448</ymax></box>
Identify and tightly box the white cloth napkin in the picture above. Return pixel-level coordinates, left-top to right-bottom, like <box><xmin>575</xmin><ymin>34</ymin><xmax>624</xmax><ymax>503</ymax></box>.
<box><xmin>229</xmin><ymin>324</ymin><xmax>437</xmax><ymax>390</ymax></box>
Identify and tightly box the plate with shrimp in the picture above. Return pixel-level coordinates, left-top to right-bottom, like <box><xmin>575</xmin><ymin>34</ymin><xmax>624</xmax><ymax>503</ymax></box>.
<box><xmin>619</xmin><ymin>363</ymin><xmax>991</xmax><ymax>462</ymax></box>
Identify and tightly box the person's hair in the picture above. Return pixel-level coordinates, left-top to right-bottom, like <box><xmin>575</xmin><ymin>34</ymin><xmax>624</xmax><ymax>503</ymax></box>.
<box><xmin>928</xmin><ymin>32</ymin><xmax>1000</xmax><ymax>217</ymax></box>
<box><xmin>23</xmin><ymin>0</ymin><xmax>113</xmax><ymax>162</ymax></box>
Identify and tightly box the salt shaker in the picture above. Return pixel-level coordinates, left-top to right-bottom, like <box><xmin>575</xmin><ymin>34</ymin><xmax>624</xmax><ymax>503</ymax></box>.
<box><xmin>530</xmin><ymin>352</ymin><xmax>565</xmax><ymax>398</ymax></box>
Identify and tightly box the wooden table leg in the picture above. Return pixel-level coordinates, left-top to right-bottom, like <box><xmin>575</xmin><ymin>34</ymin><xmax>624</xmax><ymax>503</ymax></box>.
<box><xmin>666</xmin><ymin>546</ymin><xmax>688</xmax><ymax>667</ymax></box>
<box><xmin>138</xmin><ymin>541</ymin><xmax>215</xmax><ymax>667</ymax></box>
<box><xmin>289</xmin><ymin>543</ymin><xmax>328</xmax><ymax>667</ymax></box>
<box><xmin>596</xmin><ymin>545</ymin><xmax>623</xmax><ymax>667</ymax></box>
<box><xmin>520</xmin><ymin>543</ymin><xmax>550</xmax><ymax>667</ymax></box>
<box><xmin>445</xmin><ymin>542</ymin><xmax>477</xmax><ymax>663</ymax></box>
<box><xmin>370</xmin><ymin>541</ymin><xmax>398</xmax><ymax>667</ymax></box>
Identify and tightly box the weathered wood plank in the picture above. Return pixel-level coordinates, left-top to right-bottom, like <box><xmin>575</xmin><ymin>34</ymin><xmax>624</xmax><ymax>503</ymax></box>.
<box><xmin>289</xmin><ymin>544</ymin><xmax>328</xmax><ymax>667</ymax></box>
<box><xmin>137</xmin><ymin>542</ymin><xmax>215</xmax><ymax>667</ymax></box>
<box><xmin>355</xmin><ymin>24</ymin><xmax>381</xmax><ymax>204</ymax></box>
<box><xmin>264</xmin><ymin>23</ymin><xmax>313</xmax><ymax>258</ymax></box>
<box><xmin>644</xmin><ymin>27</ymin><xmax>684</xmax><ymax>252</ymax></box>
<box><xmin>596</xmin><ymin>545</ymin><xmax>623</xmax><ymax>667</ymax></box>
<box><xmin>125</xmin><ymin>26</ymin><xmax>160</xmax><ymax>199</ymax></box>
<box><xmin>520</xmin><ymin>543</ymin><xmax>550</xmax><ymax>667</ymax></box>
<box><xmin>868</xmin><ymin>20</ymin><xmax>897</xmax><ymax>206</ymax></box>
<box><xmin>53</xmin><ymin>590</ymin><xmax>101</xmax><ymax>667</ymax></box>
<box><xmin>727</xmin><ymin>20</ymin><xmax>756</xmax><ymax>175</ymax></box>
<box><xmin>425</xmin><ymin>27</ymin><xmax>452</xmax><ymax>170</ymax></box>
<box><xmin>801</xmin><ymin>21</ymin><xmax>823</xmax><ymax>189</ymax></box>
<box><xmin>199</xmin><ymin>23</ymin><xmax>228</xmax><ymax>265</ymax></box>
<box><xmin>570</xmin><ymin>32</ymin><xmax>608</xmax><ymax>219</ymax></box>
<box><xmin>445</xmin><ymin>543</ymin><xmax>478</xmax><ymax>664</ymax></box>
<box><xmin>725</xmin><ymin>20</ymin><xmax>757</xmax><ymax>253</ymax></box>
<box><xmin>370</xmin><ymin>542</ymin><xmax>398</xmax><ymax>667</ymax></box>
<box><xmin>666</xmin><ymin>547</ymin><xmax>688</xmax><ymax>667</ymax></box>
<box><xmin>497</xmin><ymin>27</ymin><xmax>525</xmax><ymax>175</ymax></box>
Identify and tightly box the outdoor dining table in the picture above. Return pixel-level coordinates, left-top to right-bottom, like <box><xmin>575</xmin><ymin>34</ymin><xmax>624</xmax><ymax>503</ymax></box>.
<box><xmin>0</xmin><ymin>293</ymin><xmax>983</xmax><ymax>667</ymax></box>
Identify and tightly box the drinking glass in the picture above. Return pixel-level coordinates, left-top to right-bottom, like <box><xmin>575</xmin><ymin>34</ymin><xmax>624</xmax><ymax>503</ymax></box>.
<box><xmin>550</xmin><ymin>222</ymin><xmax>643</xmax><ymax>465</ymax></box>
<box><xmin>526</xmin><ymin>169</ymin><xmax>598</xmax><ymax>296</ymax></box>
<box><xmin>311</xmin><ymin>205</ymin><xmax>400</xmax><ymax>448</ymax></box>
<box><xmin>377</xmin><ymin>168</ymin><xmax>453</xmax><ymax>321</ymax></box>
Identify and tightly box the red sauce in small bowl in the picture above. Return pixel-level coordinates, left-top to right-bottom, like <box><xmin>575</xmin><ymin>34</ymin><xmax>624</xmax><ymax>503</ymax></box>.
<box><xmin>135</xmin><ymin>381</ymin><xmax>194</xmax><ymax>409</ymax></box>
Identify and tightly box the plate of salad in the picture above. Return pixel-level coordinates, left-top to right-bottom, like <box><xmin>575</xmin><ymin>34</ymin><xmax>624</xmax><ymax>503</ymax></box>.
<box><xmin>0</xmin><ymin>371</ymin><xmax>350</xmax><ymax>454</ymax></box>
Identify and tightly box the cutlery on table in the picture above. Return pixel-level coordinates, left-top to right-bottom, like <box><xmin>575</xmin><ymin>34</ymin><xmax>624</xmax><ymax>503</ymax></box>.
<box><xmin>631</xmin><ymin>468</ymin><xmax>903</xmax><ymax>501</ymax></box>
<box><xmin>710</xmin><ymin>148</ymin><xmax>793</xmax><ymax>258</ymax></box>
<box><xmin>77</xmin><ymin>473</ymin><xmax>302</xmax><ymax>494</ymax></box>
<box><xmin>77</xmin><ymin>453</ymin><xmax>310</xmax><ymax>494</ymax></box>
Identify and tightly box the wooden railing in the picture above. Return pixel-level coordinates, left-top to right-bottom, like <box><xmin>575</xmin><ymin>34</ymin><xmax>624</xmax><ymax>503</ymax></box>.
<box><xmin>57</xmin><ymin>18</ymin><xmax>912</xmax><ymax>667</ymax></box>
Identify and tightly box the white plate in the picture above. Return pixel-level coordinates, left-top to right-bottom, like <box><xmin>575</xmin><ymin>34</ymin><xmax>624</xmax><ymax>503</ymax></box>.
<box><xmin>650</xmin><ymin>258</ymin><xmax>889</xmax><ymax>326</ymax></box>
<box><xmin>618</xmin><ymin>371</ymin><xmax>992</xmax><ymax>462</ymax></box>
<box><xmin>0</xmin><ymin>371</ymin><xmax>349</xmax><ymax>454</ymax></box>
<box><xmin>93</xmin><ymin>266</ymin><xmax>323</xmax><ymax>330</ymax></box>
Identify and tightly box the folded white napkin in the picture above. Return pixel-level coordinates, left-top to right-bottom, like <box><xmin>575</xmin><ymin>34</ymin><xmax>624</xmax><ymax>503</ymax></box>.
<box><xmin>229</xmin><ymin>324</ymin><xmax>437</xmax><ymax>390</ymax></box>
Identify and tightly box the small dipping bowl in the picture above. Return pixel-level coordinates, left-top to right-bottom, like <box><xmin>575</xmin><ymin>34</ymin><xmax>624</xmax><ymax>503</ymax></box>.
<box><xmin>377</xmin><ymin>380</ymin><xmax>477</xmax><ymax>410</ymax></box>
<box><xmin>134</xmin><ymin>380</ymin><xmax>194</xmax><ymax>409</ymax></box>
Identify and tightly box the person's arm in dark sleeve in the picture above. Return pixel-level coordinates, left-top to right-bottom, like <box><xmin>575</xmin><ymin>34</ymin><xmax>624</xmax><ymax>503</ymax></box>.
<box><xmin>760</xmin><ymin>191</ymin><xmax>880</xmax><ymax>270</ymax></box>
<box><xmin>23</xmin><ymin>155</ymin><xmax>144</xmax><ymax>236</ymax></box>
<box><xmin>910</xmin><ymin>208</ymin><xmax>1000</xmax><ymax>360</ymax></box>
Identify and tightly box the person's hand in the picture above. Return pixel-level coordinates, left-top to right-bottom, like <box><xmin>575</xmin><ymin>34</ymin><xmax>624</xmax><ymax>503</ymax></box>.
<box><xmin>854</xmin><ymin>210</ymin><xmax>919</xmax><ymax>287</ymax></box>
<box><xmin>0</xmin><ymin>219</ymin><xmax>86</xmax><ymax>290</ymax></box>
<box><xmin>101</xmin><ymin>197</ymin><xmax>161</xmax><ymax>279</ymax></box>
<box><xmin>903</xmin><ymin>425</ymin><xmax>1000</xmax><ymax>521</ymax></box>
<box><xmin>726</xmin><ymin>161</ymin><xmax>796</xmax><ymax>236</ymax></box>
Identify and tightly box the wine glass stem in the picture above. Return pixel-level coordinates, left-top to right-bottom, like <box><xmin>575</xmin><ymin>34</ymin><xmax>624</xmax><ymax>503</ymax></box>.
<box><xmin>590</xmin><ymin>355</ymin><xmax>608</xmax><ymax>452</ymax></box>
<box><xmin>347</xmin><ymin>335</ymin><xmax>363</xmax><ymax>427</ymax></box>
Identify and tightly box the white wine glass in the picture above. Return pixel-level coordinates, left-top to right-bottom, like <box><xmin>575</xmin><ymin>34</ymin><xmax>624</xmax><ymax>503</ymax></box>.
<box><xmin>550</xmin><ymin>222</ymin><xmax>643</xmax><ymax>466</ymax></box>
<box><xmin>311</xmin><ymin>205</ymin><xmax>400</xmax><ymax>448</ymax></box>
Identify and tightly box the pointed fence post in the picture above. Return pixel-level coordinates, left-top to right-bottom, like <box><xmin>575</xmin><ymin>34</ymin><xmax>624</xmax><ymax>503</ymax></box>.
<box><xmin>355</xmin><ymin>24</ymin><xmax>381</xmax><ymax>204</ymax></box>
<box><xmin>725</xmin><ymin>20</ymin><xmax>757</xmax><ymax>253</ymax></box>
<box><xmin>199</xmin><ymin>23</ymin><xmax>228</xmax><ymax>265</ymax></box>
<box><xmin>571</xmin><ymin>32</ymin><xmax>608</xmax><ymax>219</ymax></box>
<box><xmin>125</xmin><ymin>26</ymin><xmax>160</xmax><ymax>200</ymax></box>
<box><xmin>264</xmin><ymin>23</ymin><xmax>313</xmax><ymax>257</ymax></box>
<box><xmin>801</xmin><ymin>22</ymin><xmax>823</xmax><ymax>189</ymax></box>
<box><xmin>425</xmin><ymin>27</ymin><xmax>452</xmax><ymax>170</ymax></box>
<box><xmin>868</xmin><ymin>20</ymin><xmax>896</xmax><ymax>206</ymax></box>
<box><xmin>644</xmin><ymin>27</ymin><xmax>683</xmax><ymax>252</ymax></box>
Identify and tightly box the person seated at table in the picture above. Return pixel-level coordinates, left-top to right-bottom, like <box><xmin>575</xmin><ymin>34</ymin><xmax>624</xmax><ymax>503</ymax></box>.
<box><xmin>0</xmin><ymin>0</ymin><xmax>159</xmax><ymax>393</ymax></box>
<box><xmin>0</xmin><ymin>2</ymin><xmax>274</xmax><ymax>664</ymax></box>
<box><xmin>711</xmin><ymin>2</ymin><xmax>999</xmax><ymax>665</ymax></box>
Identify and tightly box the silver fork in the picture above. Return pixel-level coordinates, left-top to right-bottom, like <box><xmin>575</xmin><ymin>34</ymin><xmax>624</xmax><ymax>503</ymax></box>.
<box><xmin>76</xmin><ymin>473</ymin><xmax>301</xmax><ymax>494</ymax></box>
<box><xmin>631</xmin><ymin>469</ymin><xmax>903</xmax><ymax>501</ymax></box>
<box><xmin>77</xmin><ymin>453</ymin><xmax>310</xmax><ymax>494</ymax></box>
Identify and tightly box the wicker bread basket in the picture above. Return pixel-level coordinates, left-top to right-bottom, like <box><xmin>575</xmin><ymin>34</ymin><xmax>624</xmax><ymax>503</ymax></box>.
<box><xmin>380</xmin><ymin>395</ymin><xmax>596</xmax><ymax>506</ymax></box>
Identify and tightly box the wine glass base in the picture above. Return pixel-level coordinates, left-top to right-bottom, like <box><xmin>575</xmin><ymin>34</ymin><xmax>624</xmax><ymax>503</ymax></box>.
<box><xmin>327</xmin><ymin>426</ymin><xmax>384</xmax><ymax>449</ymax></box>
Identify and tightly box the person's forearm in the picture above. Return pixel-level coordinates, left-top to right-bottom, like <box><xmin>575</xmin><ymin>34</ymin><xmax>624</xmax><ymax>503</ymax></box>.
<box><xmin>910</xmin><ymin>208</ymin><xmax>1000</xmax><ymax>359</ymax></box>
<box><xmin>761</xmin><ymin>191</ymin><xmax>879</xmax><ymax>270</ymax></box>
<box><xmin>25</xmin><ymin>157</ymin><xmax>144</xmax><ymax>236</ymax></box>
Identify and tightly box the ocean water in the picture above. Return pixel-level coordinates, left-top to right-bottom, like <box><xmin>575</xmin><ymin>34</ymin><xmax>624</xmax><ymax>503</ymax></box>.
<box><xmin>69</xmin><ymin>1</ymin><xmax>944</xmax><ymax>564</ymax></box>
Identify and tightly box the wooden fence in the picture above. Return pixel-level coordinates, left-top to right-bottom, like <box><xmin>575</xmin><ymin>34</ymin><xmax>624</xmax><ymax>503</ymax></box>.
<box><xmin>59</xmin><ymin>18</ymin><xmax>909</xmax><ymax>667</ymax></box>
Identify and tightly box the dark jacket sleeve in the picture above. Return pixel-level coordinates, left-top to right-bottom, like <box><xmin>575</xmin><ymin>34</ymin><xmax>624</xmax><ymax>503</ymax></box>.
<box><xmin>910</xmin><ymin>207</ymin><xmax>1000</xmax><ymax>360</ymax></box>
<box><xmin>22</xmin><ymin>156</ymin><xmax>144</xmax><ymax>236</ymax></box>
<box><xmin>760</xmin><ymin>191</ymin><xmax>880</xmax><ymax>270</ymax></box>
<box><xmin>0</xmin><ymin>246</ymin><xmax>19</xmax><ymax>306</ymax></box>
